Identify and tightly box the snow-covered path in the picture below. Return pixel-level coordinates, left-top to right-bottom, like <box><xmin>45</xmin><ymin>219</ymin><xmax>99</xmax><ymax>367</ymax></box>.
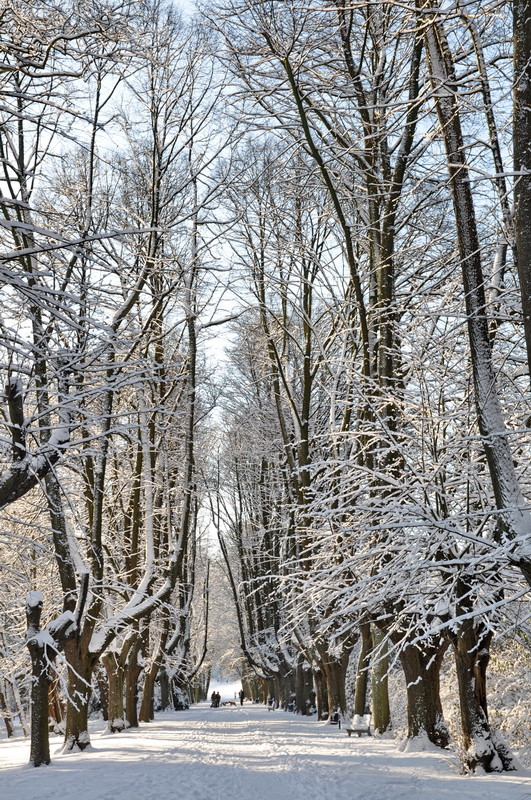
<box><xmin>1</xmin><ymin>703</ymin><xmax>531</xmax><ymax>799</ymax></box>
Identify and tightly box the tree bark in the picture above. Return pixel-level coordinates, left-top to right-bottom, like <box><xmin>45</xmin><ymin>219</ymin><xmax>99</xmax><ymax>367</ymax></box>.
<box><xmin>139</xmin><ymin>659</ymin><xmax>158</xmax><ymax>722</ymax></box>
<box><xmin>125</xmin><ymin>639</ymin><xmax>143</xmax><ymax>728</ymax></box>
<box><xmin>448</xmin><ymin>582</ymin><xmax>515</xmax><ymax>771</ymax></box>
<box><xmin>159</xmin><ymin>667</ymin><xmax>171</xmax><ymax>711</ymax></box>
<box><xmin>397</xmin><ymin>635</ymin><xmax>449</xmax><ymax>748</ymax></box>
<box><xmin>62</xmin><ymin>639</ymin><xmax>94</xmax><ymax>752</ymax></box>
<box><xmin>0</xmin><ymin>685</ymin><xmax>14</xmax><ymax>738</ymax></box>
<box><xmin>95</xmin><ymin>664</ymin><xmax>109</xmax><ymax>721</ymax></box>
<box><xmin>354</xmin><ymin>623</ymin><xmax>372</xmax><ymax>717</ymax></box>
<box><xmin>103</xmin><ymin>651</ymin><xmax>127</xmax><ymax>732</ymax></box>
<box><xmin>514</xmin><ymin>0</ymin><xmax>531</xmax><ymax>382</ymax></box>
<box><xmin>313</xmin><ymin>667</ymin><xmax>328</xmax><ymax>720</ymax></box>
<box><xmin>25</xmin><ymin>595</ymin><xmax>51</xmax><ymax>767</ymax></box>
<box><xmin>371</xmin><ymin>627</ymin><xmax>391</xmax><ymax>734</ymax></box>
<box><xmin>295</xmin><ymin>655</ymin><xmax>313</xmax><ymax>715</ymax></box>
<box><xmin>48</xmin><ymin>676</ymin><xmax>64</xmax><ymax>733</ymax></box>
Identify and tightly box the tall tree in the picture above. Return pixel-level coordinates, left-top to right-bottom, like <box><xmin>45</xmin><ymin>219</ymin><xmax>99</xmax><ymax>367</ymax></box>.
<box><xmin>514</xmin><ymin>0</ymin><xmax>531</xmax><ymax>381</ymax></box>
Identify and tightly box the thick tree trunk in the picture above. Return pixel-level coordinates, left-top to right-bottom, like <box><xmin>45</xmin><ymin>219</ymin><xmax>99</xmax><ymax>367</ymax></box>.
<box><xmin>26</xmin><ymin>597</ymin><xmax>51</xmax><ymax>766</ymax></box>
<box><xmin>241</xmin><ymin>671</ymin><xmax>255</xmax><ymax>702</ymax></box>
<box><xmin>449</xmin><ymin>584</ymin><xmax>515</xmax><ymax>772</ymax></box>
<box><xmin>139</xmin><ymin>660</ymin><xmax>158</xmax><ymax>722</ymax></box>
<box><xmin>264</xmin><ymin>677</ymin><xmax>274</xmax><ymax>708</ymax></box>
<box><xmin>313</xmin><ymin>666</ymin><xmax>328</xmax><ymax>720</ymax></box>
<box><xmin>139</xmin><ymin>614</ymin><xmax>171</xmax><ymax>722</ymax></box>
<box><xmin>322</xmin><ymin>657</ymin><xmax>347</xmax><ymax>718</ymax></box>
<box><xmin>398</xmin><ymin>636</ymin><xmax>449</xmax><ymax>748</ymax></box>
<box><xmin>315</xmin><ymin>633</ymin><xmax>353</xmax><ymax>720</ymax></box>
<box><xmin>452</xmin><ymin>632</ymin><xmax>511</xmax><ymax>771</ymax></box>
<box><xmin>159</xmin><ymin>667</ymin><xmax>172</xmax><ymax>711</ymax></box>
<box><xmin>273</xmin><ymin>675</ymin><xmax>284</xmax><ymax>709</ymax></box>
<box><xmin>95</xmin><ymin>664</ymin><xmax>109</xmax><ymax>721</ymax></box>
<box><xmin>29</xmin><ymin>655</ymin><xmax>50</xmax><ymax>766</ymax></box>
<box><xmin>295</xmin><ymin>656</ymin><xmax>313</xmax><ymax>715</ymax></box>
<box><xmin>171</xmin><ymin>677</ymin><xmax>190</xmax><ymax>710</ymax></box>
<box><xmin>62</xmin><ymin>640</ymin><xmax>93</xmax><ymax>752</ymax></box>
<box><xmin>125</xmin><ymin>636</ymin><xmax>144</xmax><ymax>728</ymax></box>
<box><xmin>259</xmin><ymin>678</ymin><xmax>269</xmax><ymax>705</ymax></box>
<box><xmin>103</xmin><ymin>651</ymin><xmax>127</xmax><ymax>732</ymax></box>
<box><xmin>159</xmin><ymin>667</ymin><xmax>171</xmax><ymax>711</ymax></box>
<box><xmin>371</xmin><ymin>627</ymin><xmax>390</xmax><ymax>734</ymax></box>
<box><xmin>354</xmin><ymin>623</ymin><xmax>372</xmax><ymax>717</ymax></box>
<box><xmin>274</xmin><ymin>664</ymin><xmax>296</xmax><ymax>711</ymax></box>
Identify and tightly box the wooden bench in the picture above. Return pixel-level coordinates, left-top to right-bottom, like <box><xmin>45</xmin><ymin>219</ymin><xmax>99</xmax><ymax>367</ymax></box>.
<box><xmin>345</xmin><ymin>713</ymin><xmax>371</xmax><ymax>737</ymax></box>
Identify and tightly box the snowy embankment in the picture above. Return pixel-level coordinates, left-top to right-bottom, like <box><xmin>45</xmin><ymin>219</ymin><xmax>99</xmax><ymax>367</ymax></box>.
<box><xmin>1</xmin><ymin>703</ymin><xmax>530</xmax><ymax>800</ymax></box>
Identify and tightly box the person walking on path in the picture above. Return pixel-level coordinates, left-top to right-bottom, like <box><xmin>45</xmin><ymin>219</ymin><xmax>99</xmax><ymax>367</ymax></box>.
<box><xmin>239</xmin><ymin>689</ymin><xmax>245</xmax><ymax>706</ymax></box>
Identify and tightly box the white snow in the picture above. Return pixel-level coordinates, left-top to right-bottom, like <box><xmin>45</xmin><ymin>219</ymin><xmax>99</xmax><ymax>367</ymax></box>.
<box><xmin>25</xmin><ymin>591</ymin><xmax>43</xmax><ymax>609</ymax></box>
<box><xmin>46</xmin><ymin>611</ymin><xmax>76</xmax><ymax>637</ymax></box>
<box><xmin>1</xmin><ymin>702</ymin><xmax>531</xmax><ymax>799</ymax></box>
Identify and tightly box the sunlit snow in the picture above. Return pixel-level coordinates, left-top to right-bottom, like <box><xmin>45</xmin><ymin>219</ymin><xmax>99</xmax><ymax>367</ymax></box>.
<box><xmin>1</xmin><ymin>700</ymin><xmax>530</xmax><ymax>799</ymax></box>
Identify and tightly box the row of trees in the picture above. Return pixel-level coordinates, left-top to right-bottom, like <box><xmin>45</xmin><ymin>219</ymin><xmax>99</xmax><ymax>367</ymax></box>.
<box><xmin>207</xmin><ymin>0</ymin><xmax>531</xmax><ymax>774</ymax></box>
<box><xmin>2</xmin><ymin>0</ymin><xmax>531</xmax><ymax>777</ymax></box>
<box><xmin>0</xmin><ymin>0</ymin><xmax>222</xmax><ymax>767</ymax></box>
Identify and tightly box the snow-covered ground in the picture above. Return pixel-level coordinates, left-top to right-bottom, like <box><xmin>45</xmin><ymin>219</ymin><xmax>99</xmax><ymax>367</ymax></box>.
<box><xmin>1</xmin><ymin>702</ymin><xmax>531</xmax><ymax>800</ymax></box>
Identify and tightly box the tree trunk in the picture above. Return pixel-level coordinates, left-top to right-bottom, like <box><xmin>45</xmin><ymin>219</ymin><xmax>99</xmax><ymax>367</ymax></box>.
<box><xmin>514</xmin><ymin>0</ymin><xmax>531</xmax><ymax>382</ymax></box>
<box><xmin>125</xmin><ymin>635</ymin><xmax>144</xmax><ymax>728</ymax></box>
<box><xmin>313</xmin><ymin>666</ymin><xmax>328</xmax><ymax>720</ymax></box>
<box><xmin>139</xmin><ymin>660</ymin><xmax>158</xmax><ymax>722</ymax></box>
<box><xmin>29</xmin><ymin>654</ymin><xmax>50</xmax><ymax>766</ymax></box>
<box><xmin>0</xmin><ymin>685</ymin><xmax>14</xmax><ymax>738</ymax></box>
<box><xmin>95</xmin><ymin>664</ymin><xmax>109</xmax><ymax>721</ymax></box>
<box><xmin>103</xmin><ymin>651</ymin><xmax>126</xmax><ymax>732</ymax></box>
<box><xmin>371</xmin><ymin>627</ymin><xmax>391</xmax><ymax>734</ymax></box>
<box><xmin>273</xmin><ymin>675</ymin><xmax>284</xmax><ymax>709</ymax></box>
<box><xmin>452</xmin><ymin>631</ymin><xmax>510</xmax><ymax>771</ymax></box>
<box><xmin>8</xmin><ymin>676</ymin><xmax>29</xmax><ymax>736</ymax></box>
<box><xmin>159</xmin><ymin>667</ymin><xmax>171</xmax><ymax>711</ymax></box>
<box><xmin>26</xmin><ymin>596</ymin><xmax>50</xmax><ymax>766</ymax></box>
<box><xmin>48</xmin><ymin>676</ymin><xmax>64</xmax><ymax>733</ymax></box>
<box><xmin>449</xmin><ymin>585</ymin><xmax>515</xmax><ymax>772</ymax></box>
<box><xmin>322</xmin><ymin>657</ymin><xmax>347</xmax><ymax>718</ymax></box>
<box><xmin>62</xmin><ymin>639</ymin><xmax>93</xmax><ymax>752</ymax></box>
<box><xmin>295</xmin><ymin>656</ymin><xmax>313</xmax><ymax>715</ymax></box>
<box><xmin>259</xmin><ymin>678</ymin><xmax>269</xmax><ymax>705</ymax></box>
<box><xmin>398</xmin><ymin>635</ymin><xmax>449</xmax><ymax>748</ymax></box>
<box><xmin>354</xmin><ymin>623</ymin><xmax>372</xmax><ymax>717</ymax></box>
<box><xmin>275</xmin><ymin>664</ymin><xmax>295</xmax><ymax>711</ymax></box>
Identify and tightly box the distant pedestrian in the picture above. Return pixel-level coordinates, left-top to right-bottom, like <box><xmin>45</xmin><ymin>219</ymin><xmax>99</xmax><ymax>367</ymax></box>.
<box><xmin>215</xmin><ymin>691</ymin><xmax>221</xmax><ymax>708</ymax></box>
<box><xmin>239</xmin><ymin>689</ymin><xmax>245</xmax><ymax>706</ymax></box>
<box><xmin>211</xmin><ymin>691</ymin><xmax>216</xmax><ymax>708</ymax></box>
